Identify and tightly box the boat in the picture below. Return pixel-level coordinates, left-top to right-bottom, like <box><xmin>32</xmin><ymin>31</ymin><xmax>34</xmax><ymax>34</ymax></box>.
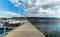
<box><xmin>3</xmin><ymin>21</ymin><xmax>21</xmax><ymax>27</ymax></box>
<box><xmin>3</xmin><ymin>20</ymin><xmax>27</xmax><ymax>27</ymax></box>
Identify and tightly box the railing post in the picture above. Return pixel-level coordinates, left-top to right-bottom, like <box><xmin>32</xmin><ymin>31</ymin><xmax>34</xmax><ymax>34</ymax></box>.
<box><xmin>4</xmin><ymin>27</ymin><xmax>6</xmax><ymax>35</ymax></box>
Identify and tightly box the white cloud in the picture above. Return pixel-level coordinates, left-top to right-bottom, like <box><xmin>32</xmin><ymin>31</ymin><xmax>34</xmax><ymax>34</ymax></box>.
<box><xmin>9</xmin><ymin>0</ymin><xmax>21</xmax><ymax>7</ymax></box>
<box><xmin>9</xmin><ymin>0</ymin><xmax>60</xmax><ymax>7</ymax></box>
<box><xmin>24</xmin><ymin>0</ymin><xmax>60</xmax><ymax>17</ymax></box>
<box><xmin>54</xmin><ymin>5</ymin><xmax>60</xmax><ymax>9</ymax></box>
<box><xmin>38</xmin><ymin>8</ymin><xmax>55</xmax><ymax>14</ymax></box>
<box><xmin>9</xmin><ymin>0</ymin><xmax>60</xmax><ymax>17</ymax></box>
<box><xmin>9</xmin><ymin>0</ymin><xmax>19</xmax><ymax>3</ymax></box>
<box><xmin>0</xmin><ymin>11</ymin><xmax>22</xmax><ymax>17</ymax></box>
<box><xmin>21</xmin><ymin>0</ymin><xmax>60</xmax><ymax>7</ymax></box>
<box><xmin>35</xmin><ymin>0</ymin><xmax>60</xmax><ymax>6</ymax></box>
<box><xmin>53</xmin><ymin>5</ymin><xmax>60</xmax><ymax>15</ymax></box>
<box><xmin>24</xmin><ymin>7</ymin><xmax>55</xmax><ymax>17</ymax></box>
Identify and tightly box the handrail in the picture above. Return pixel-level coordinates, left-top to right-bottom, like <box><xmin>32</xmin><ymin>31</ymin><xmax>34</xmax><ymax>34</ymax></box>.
<box><xmin>0</xmin><ymin>27</ymin><xmax>18</xmax><ymax>37</ymax></box>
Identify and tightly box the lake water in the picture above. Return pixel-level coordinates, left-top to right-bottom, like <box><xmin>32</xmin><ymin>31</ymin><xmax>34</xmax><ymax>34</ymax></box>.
<box><xmin>0</xmin><ymin>21</ymin><xmax>60</xmax><ymax>37</ymax></box>
<box><xmin>32</xmin><ymin>22</ymin><xmax>60</xmax><ymax>37</ymax></box>
<box><xmin>33</xmin><ymin>22</ymin><xmax>60</xmax><ymax>32</ymax></box>
<box><xmin>0</xmin><ymin>23</ymin><xmax>4</xmax><ymax>34</ymax></box>
<box><xmin>0</xmin><ymin>30</ymin><xmax>4</xmax><ymax>34</ymax></box>
<box><xmin>0</xmin><ymin>23</ymin><xmax>10</xmax><ymax>35</ymax></box>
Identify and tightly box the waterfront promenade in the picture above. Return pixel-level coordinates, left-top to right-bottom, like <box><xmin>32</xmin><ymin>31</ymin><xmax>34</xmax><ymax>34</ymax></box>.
<box><xmin>4</xmin><ymin>22</ymin><xmax>45</xmax><ymax>37</ymax></box>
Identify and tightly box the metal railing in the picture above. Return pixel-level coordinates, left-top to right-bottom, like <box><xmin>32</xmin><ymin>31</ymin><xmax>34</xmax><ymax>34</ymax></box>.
<box><xmin>0</xmin><ymin>26</ymin><xmax>19</xmax><ymax>37</ymax></box>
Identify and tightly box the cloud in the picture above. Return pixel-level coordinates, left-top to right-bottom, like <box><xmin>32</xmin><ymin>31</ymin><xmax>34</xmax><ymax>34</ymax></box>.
<box><xmin>35</xmin><ymin>0</ymin><xmax>60</xmax><ymax>6</ymax></box>
<box><xmin>9</xmin><ymin>0</ymin><xmax>60</xmax><ymax>17</ymax></box>
<box><xmin>0</xmin><ymin>11</ymin><xmax>22</xmax><ymax>18</ymax></box>
<box><xmin>9</xmin><ymin>0</ymin><xmax>19</xmax><ymax>3</ymax></box>
<box><xmin>9</xmin><ymin>0</ymin><xmax>28</xmax><ymax>9</ymax></box>
<box><xmin>9</xmin><ymin>0</ymin><xmax>21</xmax><ymax>7</ymax></box>
<box><xmin>24</xmin><ymin>7</ymin><xmax>55</xmax><ymax>17</ymax></box>
<box><xmin>9</xmin><ymin>0</ymin><xmax>60</xmax><ymax>8</ymax></box>
<box><xmin>24</xmin><ymin>0</ymin><xmax>60</xmax><ymax>17</ymax></box>
<box><xmin>38</xmin><ymin>8</ymin><xmax>55</xmax><ymax>14</ymax></box>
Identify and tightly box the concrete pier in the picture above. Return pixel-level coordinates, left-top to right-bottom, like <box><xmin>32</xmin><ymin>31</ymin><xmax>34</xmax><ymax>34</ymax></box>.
<box><xmin>4</xmin><ymin>22</ymin><xmax>45</xmax><ymax>37</ymax></box>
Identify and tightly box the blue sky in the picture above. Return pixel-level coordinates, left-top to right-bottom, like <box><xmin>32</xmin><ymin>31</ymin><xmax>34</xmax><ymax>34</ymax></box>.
<box><xmin>0</xmin><ymin>0</ymin><xmax>60</xmax><ymax>17</ymax></box>
<box><xmin>0</xmin><ymin>0</ymin><xmax>18</xmax><ymax>12</ymax></box>
<box><xmin>0</xmin><ymin>0</ymin><xmax>23</xmax><ymax>18</ymax></box>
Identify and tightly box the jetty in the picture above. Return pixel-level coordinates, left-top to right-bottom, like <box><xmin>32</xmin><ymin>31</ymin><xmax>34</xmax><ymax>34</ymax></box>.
<box><xmin>4</xmin><ymin>22</ymin><xmax>45</xmax><ymax>37</ymax></box>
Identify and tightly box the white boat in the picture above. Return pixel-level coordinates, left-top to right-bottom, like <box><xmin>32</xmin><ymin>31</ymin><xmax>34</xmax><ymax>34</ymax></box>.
<box><xmin>3</xmin><ymin>20</ymin><xmax>27</xmax><ymax>27</ymax></box>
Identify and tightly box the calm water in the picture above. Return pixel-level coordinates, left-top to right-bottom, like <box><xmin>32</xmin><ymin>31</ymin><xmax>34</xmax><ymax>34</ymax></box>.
<box><xmin>0</xmin><ymin>30</ymin><xmax>10</xmax><ymax>35</ymax></box>
<box><xmin>0</xmin><ymin>23</ymin><xmax>4</xmax><ymax>34</ymax></box>
<box><xmin>0</xmin><ymin>30</ymin><xmax>4</xmax><ymax>34</ymax></box>
<box><xmin>0</xmin><ymin>23</ymin><xmax>10</xmax><ymax>35</ymax></box>
<box><xmin>0</xmin><ymin>21</ymin><xmax>60</xmax><ymax>37</ymax></box>
<box><xmin>33</xmin><ymin>22</ymin><xmax>60</xmax><ymax>37</ymax></box>
<box><xmin>33</xmin><ymin>22</ymin><xmax>60</xmax><ymax>32</ymax></box>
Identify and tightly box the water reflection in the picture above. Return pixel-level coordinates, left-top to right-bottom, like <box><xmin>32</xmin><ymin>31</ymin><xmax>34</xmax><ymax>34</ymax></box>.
<box><xmin>33</xmin><ymin>22</ymin><xmax>60</xmax><ymax>31</ymax></box>
<box><xmin>32</xmin><ymin>21</ymin><xmax>60</xmax><ymax>37</ymax></box>
<box><xmin>0</xmin><ymin>23</ymin><xmax>12</xmax><ymax>35</ymax></box>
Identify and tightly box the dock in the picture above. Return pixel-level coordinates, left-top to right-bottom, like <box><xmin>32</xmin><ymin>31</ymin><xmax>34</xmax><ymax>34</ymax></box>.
<box><xmin>4</xmin><ymin>22</ymin><xmax>45</xmax><ymax>37</ymax></box>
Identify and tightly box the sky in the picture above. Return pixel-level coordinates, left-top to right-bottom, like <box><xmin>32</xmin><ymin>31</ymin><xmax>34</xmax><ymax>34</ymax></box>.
<box><xmin>0</xmin><ymin>0</ymin><xmax>23</xmax><ymax>18</ymax></box>
<box><xmin>0</xmin><ymin>0</ymin><xmax>60</xmax><ymax>18</ymax></box>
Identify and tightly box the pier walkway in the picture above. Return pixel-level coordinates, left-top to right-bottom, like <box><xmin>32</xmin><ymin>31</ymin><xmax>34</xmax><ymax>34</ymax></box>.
<box><xmin>4</xmin><ymin>22</ymin><xmax>45</xmax><ymax>37</ymax></box>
